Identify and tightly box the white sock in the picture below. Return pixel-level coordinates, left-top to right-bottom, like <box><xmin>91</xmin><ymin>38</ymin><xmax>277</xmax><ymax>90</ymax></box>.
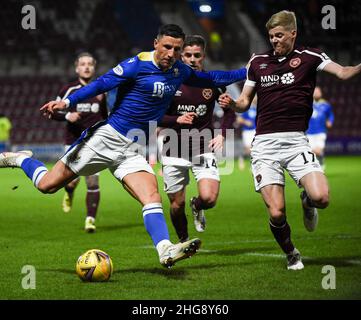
<box><xmin>156</xmin><ymin>239</ymin><xmax>172</xmax><ymax>256</ymax></box>
<box><xmin>15</xmin><ymin>154</ymin><xmax>30</xmax><ymax>167</ymax></box>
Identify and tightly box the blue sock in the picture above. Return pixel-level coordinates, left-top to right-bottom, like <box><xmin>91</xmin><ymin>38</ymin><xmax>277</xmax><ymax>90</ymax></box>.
<box><xmin>21</xmin><ymin>158</ymin><xmax>48</xmax><ymax>187</ymax></box>
<box><xmin>143</xmin><ymin>203</ymin><xmax>170</xmax><ymax>246</ymax></box>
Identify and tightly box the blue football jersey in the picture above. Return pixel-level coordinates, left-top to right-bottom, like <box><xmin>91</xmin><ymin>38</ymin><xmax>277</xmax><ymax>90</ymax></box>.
<box><xmin>66</xmin><ymin>51</ymin><xmax>246</xmax><ymax>138</ymax></box>
<box><xmin>306</xmin><ymin>99</ymin><xmax>334</xmax><ymax>134</ymax></box>
<box><xmin>241</xmin><ymin>105</ymin><xmax>257</xmax><ymax>131</ymax></box>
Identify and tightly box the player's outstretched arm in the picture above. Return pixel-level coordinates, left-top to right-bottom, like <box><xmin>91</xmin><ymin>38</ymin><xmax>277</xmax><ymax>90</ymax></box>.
<box><xmin>323</xmin><ymin>61</ymin><xmax>361</xmax><ymax>80</ymax></box>
<box><xmin>218</xmin><ymin>84</ymin><xmax>256</xmax><ymax>113</ymax></box>
<box><xmin>184</xmin><ymin>67</ymin><xmax>247</xmax><ymax>88</ymax></box>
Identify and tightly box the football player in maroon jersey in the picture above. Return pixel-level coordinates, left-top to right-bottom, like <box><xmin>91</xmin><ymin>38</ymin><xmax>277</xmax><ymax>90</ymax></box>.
<box><xmin>159</xmin><ymin>35</ymin><xmax>239</xmax><ymax>242</ymax></box>
<box><xmin>219</xmin><ymin>10</ymin><xmax>361</xmax><ymax>270</ymax></box>
<box><xmin>51</xmin><ymin>52</ymin><xmax>108</xmax><ymax>232</ymax></box>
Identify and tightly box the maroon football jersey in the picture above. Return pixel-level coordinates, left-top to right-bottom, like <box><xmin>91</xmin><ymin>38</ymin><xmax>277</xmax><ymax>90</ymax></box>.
<box><xmin>53</xmin><ymin>80</ymin><xmax>108</xmax><ymax>144</ymax></box>
<box><xmin>246</xmin><ymin>46</ymin><xmax>331</xmax><ymax>135</ymax></box>
<box><xmin>160</xmin><ymin>84</ymin><xmax>235</xmax><ymax>158</ymax></box>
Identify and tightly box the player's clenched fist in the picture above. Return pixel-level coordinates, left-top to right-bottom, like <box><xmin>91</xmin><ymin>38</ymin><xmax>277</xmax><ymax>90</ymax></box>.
<box><xmin>218</xmin><ymin>93</ymin><xmax>235</xmax><ymax>109</ymax></box>
<box><xmin>176</xmin><ymin>112</ymin><xmax>197</xmax><ymax>125</ymax></box>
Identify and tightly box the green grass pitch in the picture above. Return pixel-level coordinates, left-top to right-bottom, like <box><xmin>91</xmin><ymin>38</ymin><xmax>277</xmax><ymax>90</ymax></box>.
<box><xmin>0</xmin><ymin>156</ymin><xmax>360</xmax><ymax>299</ymax></box>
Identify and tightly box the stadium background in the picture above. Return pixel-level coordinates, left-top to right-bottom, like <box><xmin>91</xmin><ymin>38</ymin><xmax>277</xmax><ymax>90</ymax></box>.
<box><xmin>1</xmin><ymin>0</ymin><xmax>360</xmax><ymax>159</ymax></box>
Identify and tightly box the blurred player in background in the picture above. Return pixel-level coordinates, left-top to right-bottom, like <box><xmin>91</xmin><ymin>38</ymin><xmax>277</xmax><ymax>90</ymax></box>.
<box><xmin>219</xmin><ymin>10</ymin><xmax>361</xmax><ymax>270</ymax></box>
<box><xmin>237</xmin><ymin>96</ymin><xmax>257</xmax><ymax>170</ymax></box>
<box><xmin>0</xmin><ymin>113</ymin><xmax>12</xmax><ymax>152</ymax></box>
<box><xmin>51</xmin><ymin>52</ymin><xmax>108</xmax><ymax>232</ymax></box>
<box><xmin>0</xmin><ymin>24</ymin><xmax>246</xmax><ymax>268</ymax></box>
<box><xmin>306</xmin><ymin>86</ymin><xmax>334</xmax><ymax>169</ymax></box>
<box><xmin>159</xmin><ymin>35</ymin><xmax>240</xmax><ymax>242</ymax></box>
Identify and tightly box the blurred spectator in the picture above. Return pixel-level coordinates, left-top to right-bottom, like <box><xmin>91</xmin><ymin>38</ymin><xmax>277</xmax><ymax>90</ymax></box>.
<box><xmin>306</xmin><ymin>86</ymin><xmax>334</xmax><ymax>168</ymax></box>
<box><xmin>237</xmin><ymin>96</ymin><xmax>257</xmax><ymax>170</ymax></box>
<box><xmin>0</xmin><ymin>113</ymin><xmax>12</xmax><ymax>152</ymax></box>
<box><xmin>209</xmin><ymin>31</ymin><xmax>223</xmax><ymax>61</ymax></box>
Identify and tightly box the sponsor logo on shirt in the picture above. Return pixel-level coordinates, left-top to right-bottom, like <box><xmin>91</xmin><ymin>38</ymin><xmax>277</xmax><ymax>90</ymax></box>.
<box><xmin>196</xmin><ymin>104</ymin><xmax>207</xmax><ymax>116</ymax></box>
<box><xmin>177</xmin><ymin>104</ymin><xmax>207</xmax><ymax>116</ymax></box>
<box><xmin>260</xmin><ymin>72</ymin><xmax>295</xmax><ymax>87</ymax></box>
<box><xmin>76</xmin><ymin>103</ymin><xmax>100</xmax><ymax>113</ymax></box>
<box><xmin>259</xmin><ymin>63</ymin><xmax>268</xmax><ymax>69</ymax></box>
<box><xmin>280</xmin><ymin>72</ymin><xmax>295</xmax><ymax>84</ymax></box>
<box><xmin>152</xmin><ymin>82</ymin><xmax>177</xmax><ymax>98</ymax></box>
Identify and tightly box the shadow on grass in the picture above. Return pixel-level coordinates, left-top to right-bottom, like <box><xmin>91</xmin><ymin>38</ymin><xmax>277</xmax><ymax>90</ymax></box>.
<box><xmin>113</xmin><ymin>260</ymin><xmax>253</xmax><ymax>280</ymax></box>
<box><xmin>39</xmin><ymin>268</ymin><xmax>74</xmax><ymax>275</ymax></box>
<box><xmin>303</xmin><ymin>256</ymin><xmax>361</xmax><ymax>268</ymax></box>
<box><xmin>201</xmin><ymin>246</ymin><xmax>275</xmax><ymax>256</ymax></box>
<box><xmin>98</xmin><ymin>223</ymin><xmax>143</xmax><ymax>232</ymax></box>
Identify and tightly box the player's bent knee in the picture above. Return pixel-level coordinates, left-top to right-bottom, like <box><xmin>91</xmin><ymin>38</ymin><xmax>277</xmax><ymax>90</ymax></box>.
<box><xmin>202</xmin><ymin>198</ymin><xmax>217</xmax><ymax>209</ymax></box>
<box><xmin>143</xmin><ymin>191</ymin><xmax>162</xmax><ymax>205</ymax></box>
<box><xmin>314</xmin><ymin>193</ymin><xmax>329</xmax><ymax>209</ymax></box>
<box><xmin>37</xmin><ymin>183</ymin><xmax>57</xmax><ymax>194</ymax></box>
<box><xmin>269</xmin><ymin>208</ymin><xmax>286</xmax><ymax>222</ymax></box>
<box><xmin>87</xmin><ymin>185</ymin><xmax>99</xmax><ymax>191</ymax></box>
<box><xmin>37</xmin><ymin>179</ymin><xmax>60</xmax><ymax>194</ymax></box>
<box><xmin>200</xmin><ymin>194</ymin><xmax>218</xmax><ymax>209</ymax></box>
<box><xmin>86</xmin><ymin>176</ymin><xmax>99</xmax><ymax>189</ymax></box>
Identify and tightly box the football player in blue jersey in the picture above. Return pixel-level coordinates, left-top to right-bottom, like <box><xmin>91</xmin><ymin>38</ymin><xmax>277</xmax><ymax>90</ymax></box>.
<box><xmin>306</xmin><ymin>86</ymin><xmax>334</xmax><ymax>168</ymax></box>
<box><xmin>237</xmin><ymin>96</ymin><xmax>257</xmax><ymax>170</ymax></box>
<box><xmin>0</xmin><ymin>24</ymin><xmax>247</xmax><ymax>269</ymax></box>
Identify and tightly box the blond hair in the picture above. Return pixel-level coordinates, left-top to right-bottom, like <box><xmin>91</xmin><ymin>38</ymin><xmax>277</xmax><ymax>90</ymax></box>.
<box><xmin>266</xmin><ymin>10</ymin><xmax>297</xmax><ymax>31</ymax></box>
<box><xmin>74</xmin><ymin>52</ymin><xmax>96</xmax><ymax>67</ymax></box>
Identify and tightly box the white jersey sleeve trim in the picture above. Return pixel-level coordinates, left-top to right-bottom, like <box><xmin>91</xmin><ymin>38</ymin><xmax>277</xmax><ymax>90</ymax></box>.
<box><xmin>61</xmin><ymin>84</ymin><xmax>82</xmax><ymax>100</ymax></box>
<box><xmin>245</xmin><ymin>80</ymin><xmax>256</xmax><ymax>87</ymax></box>
<box><xmin>317</xmin><ymin>59</ymin><xmax>332</xmax><ymax>71</ymax></box>
<box><xmin>294</xmin><ymin>49</ymin><xmax>332</xmax><ymax>71</ymax></box>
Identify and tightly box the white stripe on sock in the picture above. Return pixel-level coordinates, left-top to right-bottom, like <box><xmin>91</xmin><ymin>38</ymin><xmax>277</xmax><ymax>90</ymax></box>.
<box><xmin>32</xmin><ymin>167</ymin><xmax>48</xmax><ymax>187</ymax></box>
<box><xmin>142</xmin><ymin>202</ymin><xmax>163</xmax><ymax>217</ymax></box>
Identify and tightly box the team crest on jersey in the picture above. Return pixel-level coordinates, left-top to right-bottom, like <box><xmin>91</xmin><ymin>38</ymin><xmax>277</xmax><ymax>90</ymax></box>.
<box><xmin>290</xmin><ymin>57</ymin><xmax>301</xmax><ymax>68</ymax></box>
<box><xmin>202</xmin><ymin>89</ymin><xmax>213</xmax><ymax>100</ymax></box>
<box><xmin>173</xmin><ymin>68</ymin><xmax>180</xmax><ymax>77</ymax></box>
<box><xmin>113</xmin><ymin>65</ymin><xmax>124</xmax><ymax>76</ymax></box>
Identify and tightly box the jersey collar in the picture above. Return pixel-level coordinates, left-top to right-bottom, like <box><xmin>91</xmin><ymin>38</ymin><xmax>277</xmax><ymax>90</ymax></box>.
<box><xmin>150</xmin><ymin>51</ymin><xmax>160</xmax><ymax>69</ymax></box>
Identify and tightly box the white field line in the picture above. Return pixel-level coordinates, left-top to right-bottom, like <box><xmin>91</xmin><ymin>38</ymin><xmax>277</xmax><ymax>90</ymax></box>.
<box><xmin>139</xmin><ymin>234</ymin><xmax>361</xmax><ymax>249</ymax></box>
<box><xmin>139</xmin><ymin>235</ymin><xmax>361</xmax><ymax>265</ymax></box>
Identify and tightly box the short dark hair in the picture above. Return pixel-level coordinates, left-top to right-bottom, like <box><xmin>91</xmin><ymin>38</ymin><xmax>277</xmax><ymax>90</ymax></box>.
<box><xmin>183</xmin><ymin>35</ymin><xmax>206</xmax><ymax>51</ymax></box>
<box><xmin>157</xmin><ymin>24</ymin><xmax>185</xmax><ymax>40</ymax></box>
<box><xmin>74</xmin><ymin>52</ymin><xmax>97</xmax><ymax>66</ymax></box>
